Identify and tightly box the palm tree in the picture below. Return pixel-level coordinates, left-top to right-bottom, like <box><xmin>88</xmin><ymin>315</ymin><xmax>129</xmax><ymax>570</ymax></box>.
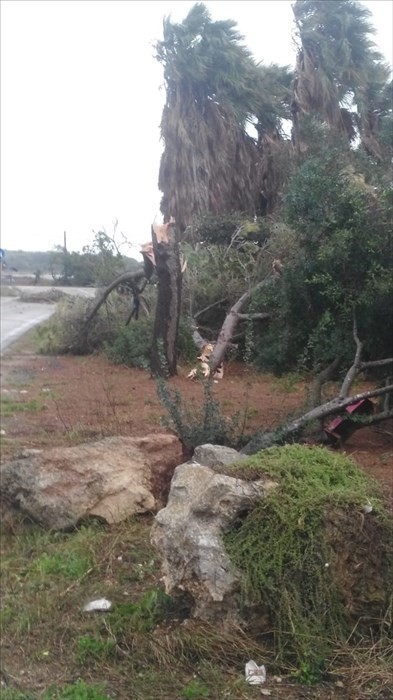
<box><xmin>291</xmin><ymin>0</ymin><xmax>388</xmax><ymax>152</ymax></box>
<box><xmin>156</xmin><ymin>3</ymin><xmax>292</xmax><ymax>233</ymax></box>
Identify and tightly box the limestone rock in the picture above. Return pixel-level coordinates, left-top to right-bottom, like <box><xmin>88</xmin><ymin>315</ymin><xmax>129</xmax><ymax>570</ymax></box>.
<box><xmin>151</xmin><ymin>461</ymin><xmax>277</xmax><ymax>620</ymax></box>
<box><xmin>192</xmin><ymin>443</ymin><xmax>243</xmax><ymax>469</ymax></box>
<box><xmin>1</xmin><ymin>434</ymin><xmax>182</xmax><ymax>530</ymax></box>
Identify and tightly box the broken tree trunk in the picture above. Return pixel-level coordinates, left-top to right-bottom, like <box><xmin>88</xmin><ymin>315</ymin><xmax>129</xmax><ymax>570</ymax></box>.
<box><xmin>150</xmin><ymin>220</ymin><xmax>182</xmax><ymax>377</ymax></box>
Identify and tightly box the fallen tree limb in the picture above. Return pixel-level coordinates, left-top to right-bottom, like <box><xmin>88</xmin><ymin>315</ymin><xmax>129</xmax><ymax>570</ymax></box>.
<box><xmin>83</xmin><ymin>269</ymin><xmax>146</xmax><ymax>328</ymax></box>
<box><xmin>209</xmin><ymin>274</ymin><xmax>272</xmax><ymax>372</ymax></box>
<box><xmin>241</xmin><ymin>384</ymin><xmax>393</xmax><ymax>455</ymax></box>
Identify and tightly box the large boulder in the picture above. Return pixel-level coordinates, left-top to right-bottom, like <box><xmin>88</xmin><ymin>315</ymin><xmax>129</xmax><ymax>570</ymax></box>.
<box><xmin>151</xmin><ymin>458</ymin><xmax>278</xmax><ymax>620</ymax></box>
<box><xmin>0</xmin><ymin>434</ymin><xmax>182</xmax><ymax>530</ymax></box>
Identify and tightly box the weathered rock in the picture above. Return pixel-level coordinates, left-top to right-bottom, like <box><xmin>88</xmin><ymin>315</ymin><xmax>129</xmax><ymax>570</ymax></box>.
<box><xmin>0</xmin><ymin>434</ymin><xmax>182</xmax><ymax>530</ymax></box>
<box><xmin>192</xmin><ymin>444</ymin><xmax>242</xmax><ymax>469</ymax></box>
<box><xmin>151</xmin><ymin>461</ymin><xmax>277</xmax><ymax>621</ymax></box>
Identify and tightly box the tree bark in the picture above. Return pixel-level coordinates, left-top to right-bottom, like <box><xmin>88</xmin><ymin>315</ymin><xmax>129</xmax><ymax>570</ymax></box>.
<box><xmin>150</xmin><ymin>222</ymin><xmax>182</xmax><ymax>377</ymax></box>
<box><xmin>209</xmin><ymin>275</ymin><xmax>272</xmax><ymax>373</ymax></box>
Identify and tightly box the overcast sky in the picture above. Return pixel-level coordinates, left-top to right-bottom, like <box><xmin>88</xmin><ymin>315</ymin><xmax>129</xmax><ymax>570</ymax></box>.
<box><xmin>1</xmin><ymin>0</ymin><xmax>392</xmax><ymax>257</ymax></box>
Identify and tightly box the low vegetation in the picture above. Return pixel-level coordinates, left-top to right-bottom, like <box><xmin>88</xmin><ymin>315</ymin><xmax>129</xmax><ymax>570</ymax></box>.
<box><xmin>222</xmin><ymin>445</ymin><xmax>393</xmax><ymax>677</ymax></box>
<box><xmin>1</xmin><ymin>446</ymin><xmax>392</xmax><ymax>699</ymax></box>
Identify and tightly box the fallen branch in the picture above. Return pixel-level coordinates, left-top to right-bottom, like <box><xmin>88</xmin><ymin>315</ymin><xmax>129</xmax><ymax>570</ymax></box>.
<box><xmin>83</xmin><ymin>269</ymin><xmax>146</xmax><ymax>329</ymax></box>
<box><xmin>241</xmin><ymin>383</ymin><xmax>393</xmax><ymax>455</ymax></box>
<box><xmin>209</xmin><ymin>274</ymin><xmax>273</xmax><ymax>373</ymax></box>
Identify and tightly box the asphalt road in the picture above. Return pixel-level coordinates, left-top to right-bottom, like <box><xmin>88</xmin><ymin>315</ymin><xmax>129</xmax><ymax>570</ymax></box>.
<box><xmin>0</xmin><ymin>287</ymin><xmax>96</xmax><ymax>354</ymax></box>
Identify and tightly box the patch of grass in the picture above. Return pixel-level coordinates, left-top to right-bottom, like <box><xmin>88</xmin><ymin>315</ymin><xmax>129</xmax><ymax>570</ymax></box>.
<box><xmin>181</xmin><ymin>679</ymin><xmax>210</xmax><ymax>698</ymax></box>
<box><xmin>108</xmin><ymin>588</ymin><xmax>175</xmax><ymax>635</ymax></box>
<box><xmin>76</xmin><ymin>636</ymin><xmax>116</xmax><ymax>663</ymax></box>
<box><xmin>31</xmin><ymin>549</ymin><xmax>93</xmax><ymax>581</ymax></box>
<box><xmin>222</xmin><ymin>445</ymin><xmax>393</xmax><ymax>676</ymax></box>
<box><xmin>0</xmin><ymin>397</ymin><xmax>46</xmax><ymax>417</ymax></box>
<box><xmin>42</xmin><ymin>678</ymin><xmax>109</xmax><ymax>699</ymax></box>
<box><xmin>274</xmin><ymin>372</ymin><xmax>304</xmax><ymax>393</ymax></box>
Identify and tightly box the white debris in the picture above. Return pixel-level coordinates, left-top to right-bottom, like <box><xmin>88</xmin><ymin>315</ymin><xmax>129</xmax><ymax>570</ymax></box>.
<box><xmin>245</xmin><ymin>660</ymin><xmax>266</xmax><ymax>685</ymax></box>
<box><xmin>83</xmin><ymin>598</ymin><xmax>112</xmax><ymax>612</ymax></box>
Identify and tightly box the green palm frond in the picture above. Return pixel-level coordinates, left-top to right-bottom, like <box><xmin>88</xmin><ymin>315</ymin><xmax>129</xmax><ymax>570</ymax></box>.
<box><xmin>292</xmin><ymin>0</ymin><xmax>391</xmax><ymax>154</ymax></box>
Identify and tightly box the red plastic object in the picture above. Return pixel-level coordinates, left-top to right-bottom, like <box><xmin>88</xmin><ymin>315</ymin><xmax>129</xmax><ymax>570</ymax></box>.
<box><xmin>325</xmin><ymin>398</ymin><xmax>374</xmax><ymax>445</ymax></box>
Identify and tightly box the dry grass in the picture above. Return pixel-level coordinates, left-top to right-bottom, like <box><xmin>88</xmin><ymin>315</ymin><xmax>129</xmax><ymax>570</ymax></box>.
<box><xmin>1</xmin><ymin>510</ymin><xmax>392</xmax><ymax>700</ymax></box>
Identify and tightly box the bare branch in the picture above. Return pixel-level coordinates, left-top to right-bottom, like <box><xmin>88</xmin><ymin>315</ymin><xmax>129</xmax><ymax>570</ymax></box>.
<box><xmin>194</xmin><ymin>298</ymin><xmax>229</xmax><ymax>320</ymax></box>
<box><xmin>83</xmin><ymin>269</ymin><xmax>146</xmax><ymax>328</ymax></box>
<box><xmin>234</xmin><ymin>312</ymin><xmax>271</xmax><ymax>321</ymax></box>
<box><xmin>339</xmin><ymin>313</ymin><xmax>363</xmax><ymax>399</ymax></box>
<box><xmin>360</xmin><ymin>358</ymin><xmax>393</xmax><ymax>369</ymax></box>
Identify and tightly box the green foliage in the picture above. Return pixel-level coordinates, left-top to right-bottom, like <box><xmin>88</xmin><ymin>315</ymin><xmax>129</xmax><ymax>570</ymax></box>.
<box><xmin>181</xmin><ymin>679</ymin><xmax>210</xmax><ymax>699</ymax></box>
<box><xmin>157</xmin><ymin>378</ymin><xmax>248</xmax><ymax>450</ymax></box>
<box><xmin>37</xmin><ymin>295</ymin><xmax>129</xmax><ymax>355</ymax></box>
<box><xmin>105</xmin><ymin>317</ymin><xmax>152</xmax><ymax>369</ymax></box>
<box><xmin>109</xmin><ymin>589</ymin><xmax>175</xmax><ymax>634</ymax></box>
<box><xmin>42</xmin><ymin>679</ymin><xmax>109</xmax><ymax>700</ymax></box>
<box><xmin>31</xmin><ymin>549</ymin><xmax>92</xmax><ymax>581</ymax></box>
<box><xmin>76</xmin><ymin>636</ymin><xmax>116</xmax><ymax>663</ymax></box>
<box><xmin>106</xmin><ymin>317</ymin><xmax>197</xmax><ymax>369</ymax></box>
<box><xmin>248</xmin><ymin>147</ymin><xmax>393</xmax><ymax>373</ymax></box>
<box><xmin>223</xmin><ymin>445</ymin><xmax>393</xmax><ymax>673</ymax></box>
<box><xmin>0</xmin><ymin>397</ymin><xmax>46</xmax><ymax>417</ymax></box>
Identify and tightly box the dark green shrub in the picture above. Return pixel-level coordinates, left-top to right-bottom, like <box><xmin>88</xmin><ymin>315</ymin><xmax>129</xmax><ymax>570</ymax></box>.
<box><xmin>105</xmin><ymin>317</ymin><xmax>152</xmax><ymax>369</ymax></box>
<box><xmin>222</xmin><ymin>445</ymin><xmax>393</xmax><ymax>675</ymax></box>
<box><xmin>106</xmin><ymin>317</ymin><xmax>197</xmax><ymax>369</ymax></box>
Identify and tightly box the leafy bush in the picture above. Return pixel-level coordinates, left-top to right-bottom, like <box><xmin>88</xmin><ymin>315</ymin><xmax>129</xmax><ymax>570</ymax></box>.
<box><xmin>105</xmin><ymin>317</ymin><xmax>152</xmax><ymax>369</ymax></box>
<box><xmin>106</xmin><ymin>316</ymin><xmax>197</xmax><ymax>369</ymax></box>
<box><xmin>245</xmin><ymin>149</ymin><xmax>393</xmax><ymax>374</ymax></box>
<box><xmin>37</xmin><ymin>294</ymin><xmax>129</xmax><ymax>355</ymax></box>
<box><xmin>157</xmin><ymin>378</ymin><xmax>248</xmax><ymax>451</ymax></box>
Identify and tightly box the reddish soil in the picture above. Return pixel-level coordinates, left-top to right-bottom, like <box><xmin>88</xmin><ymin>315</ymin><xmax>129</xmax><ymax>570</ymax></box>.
<box><xmin>1</xmin><ymin>345</ymin><xmax>392</xmax><ymax>498</ymax></box>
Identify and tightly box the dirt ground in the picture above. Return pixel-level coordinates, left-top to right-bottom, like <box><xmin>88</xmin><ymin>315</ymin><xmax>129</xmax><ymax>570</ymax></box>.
<box><xmin>1</xmin><ymin>341</ymin><xmax>392</xmax><ymax>499</ymax></box>
<box><xmin>1</xmin><ymin>339</ymin><xmax>392</xmax><ymax>700</ymax></box>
